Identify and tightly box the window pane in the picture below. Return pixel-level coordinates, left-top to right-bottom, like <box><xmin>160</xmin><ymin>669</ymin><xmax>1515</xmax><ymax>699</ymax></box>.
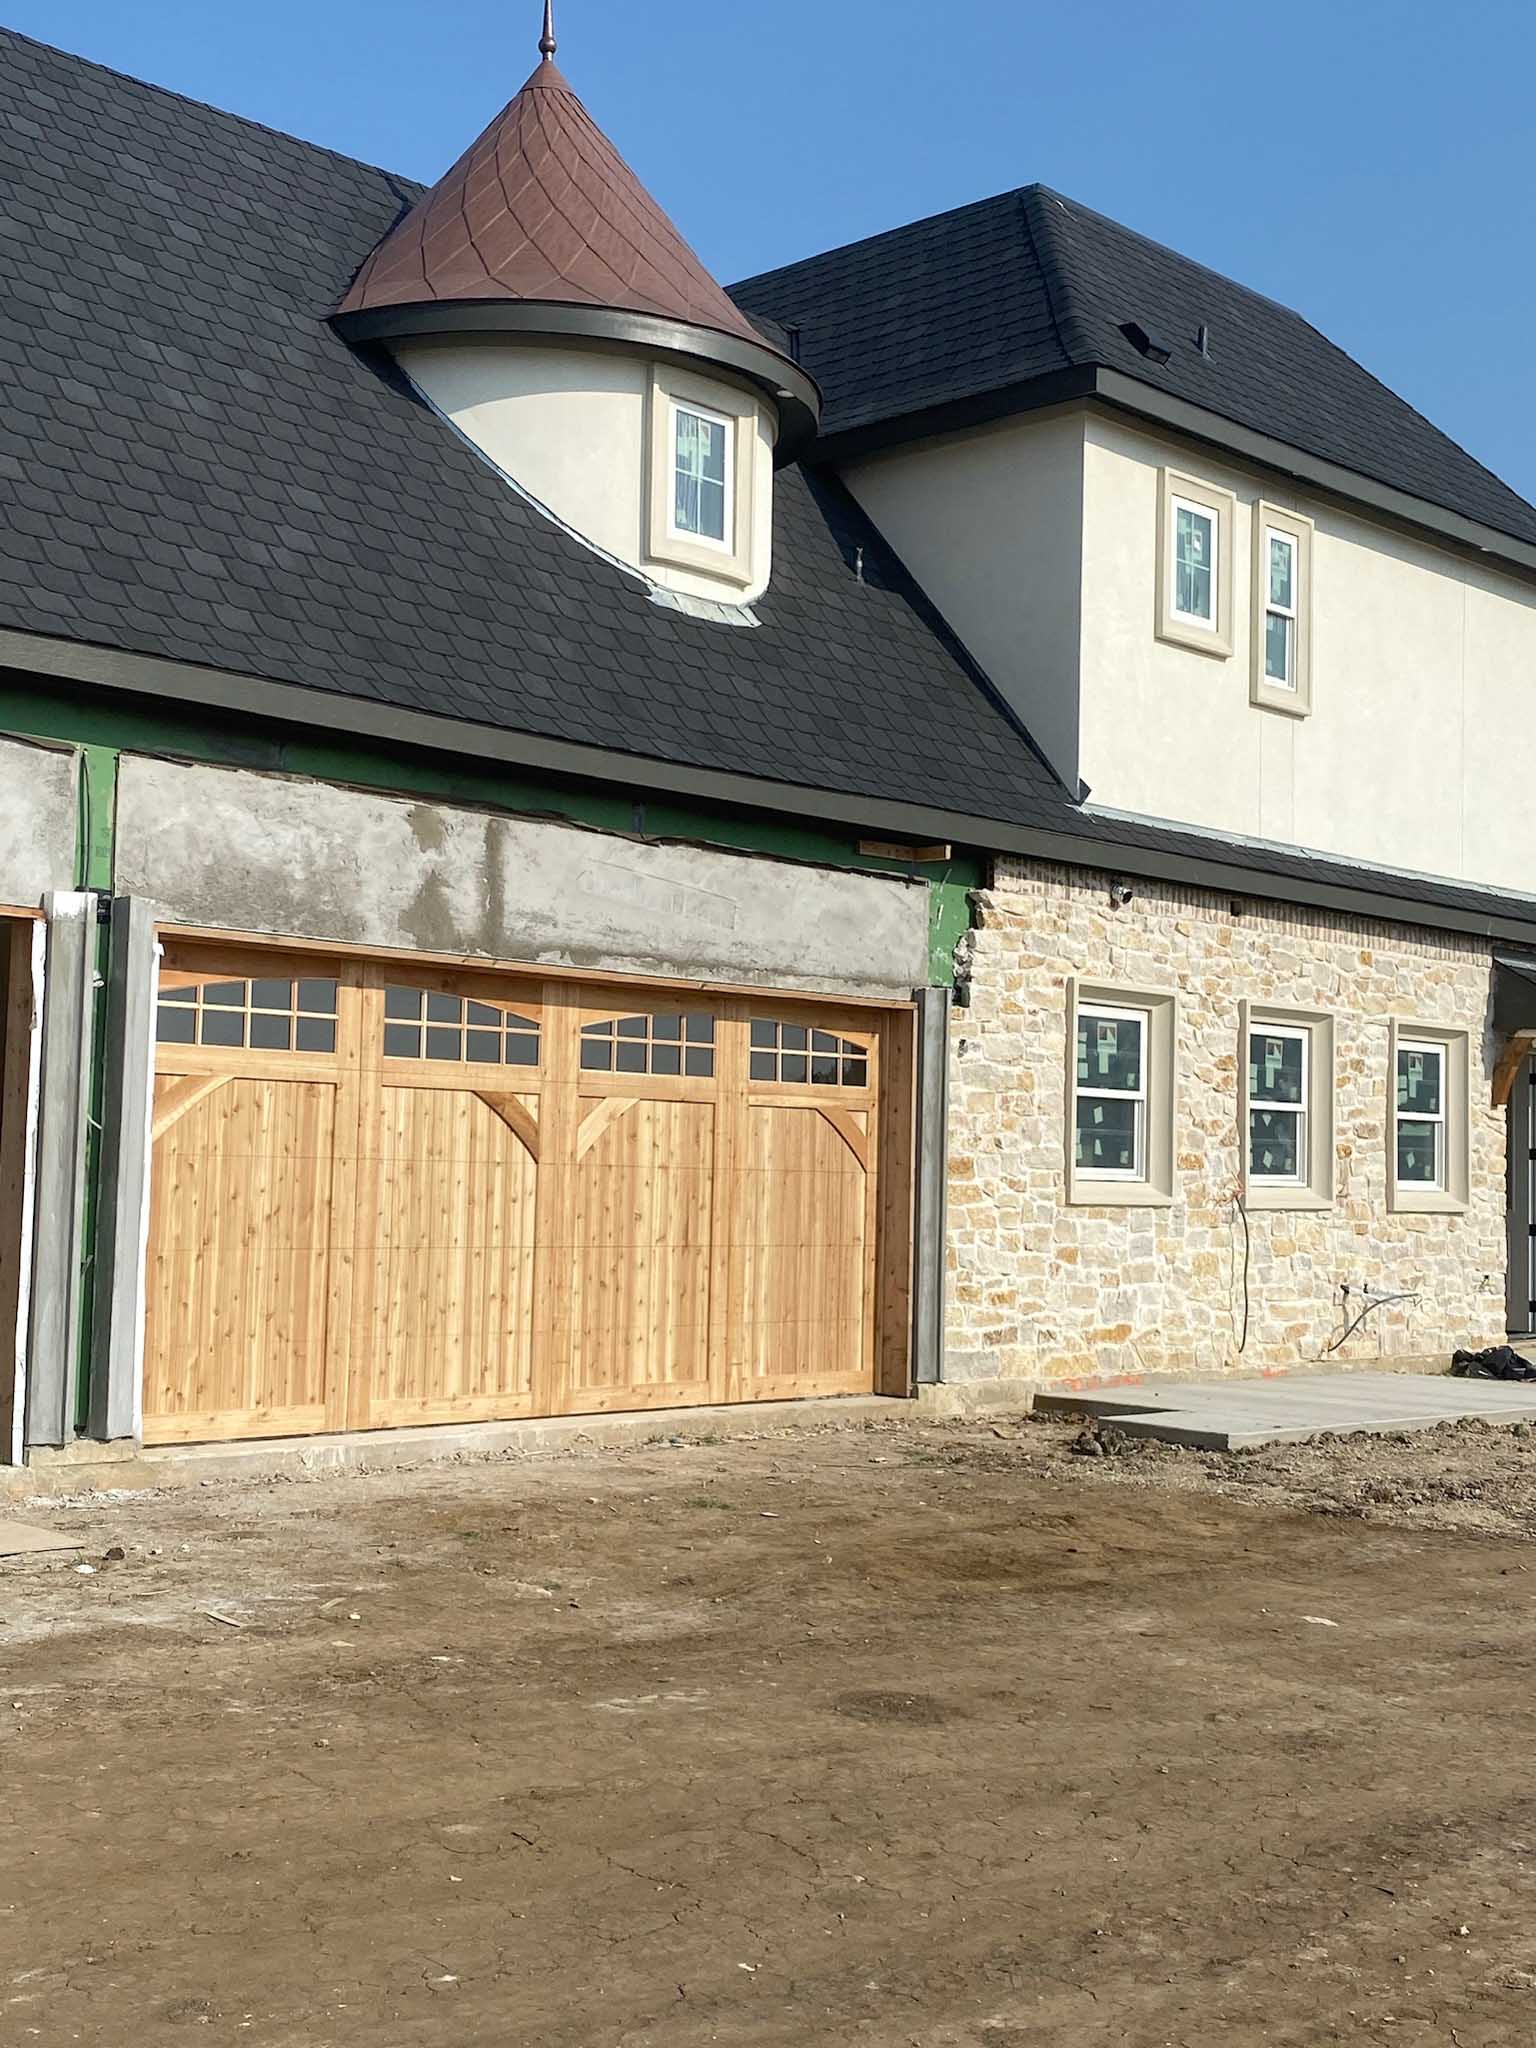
<box><xmin>697</xmin><ymin>479</ymin><xmax>726</xmax><ymax>542</ymax></box>
<box><xmin>617</xmin><ymin>1016</ymin><xmax>648</xmax><ymax>1039</ymax></box>
<box><xmin>616</xmin><ymin>1042</ymin><xmax>647</xmax><ymax>1074</ymax></box>
<box><xmin>674</xmin><ymin>409</ymin><xmax>728</xmax><ymax>541</ymax></box>
<box><xmin>1174</xmin><ymin>505</ymin><xmax>1214</xmax><ymax>620</ymax></box>
<box><xmin>1265</xmin><ymin>609</ymin><xmax>1293</xmax><ymax>684</ymax></box>
<box><xmin>1268</xmin><ymin>534</ymin><xmax>1294</xmax><ymax>609</ymax></box>
<box><xmin>782</xmin><ymin>1025</ymin><xmax>808</xmax><ymax>1052</ymax></box>
<box><xmin>201</xmin><ymin>1008</ymin><xmax>244</xmax><ymax>1048</ymax></box>
<box><xmin>426</xmin><ymin>992</ymin><xmax>460</xmax><ymax>1025</ymax></box>
<box><xmin>467</xmin><ymin>1000</ymin><xmax>501</xmax><ymax>1028</ymax></box>
<box><xmin>1249</xmin><ymin>1030</ymin><xmax>1304</xmax><ymax>1105</ymax></box>
<box><xmin>686</xmin><ymin>1016</ymin><xmax>715</xmax><ymax>1044</ymax></box>
<box><xmin>250</xmin><ymin>1012</ymin><xmax>291</xmax><ymax>1051</ymax></box>
<box><xmin>750</xmin><ymin>1021</ymin><xmax>777</xmax><ymax>1049</ymax></box>
<box><xmin>581</xmin><ymin>1039</ymin><xmax>613</xmax><ymax>1072</ymax></box>
<box><xmin>383</xmin><ymin>1023</ymin><xmax>420</xmax><ymax>1059</ymax></box>
<box><xmin>781</xmin><ymin>1054</ymin><xmax>808</xmax><ymax>1083</ymax></box>
<box><xmin>161</xmin><ymin>985</ymin><xmax>196</xmax><ymax>1006</ymax></box>
<box><xmin>384</xmin><ymin>986</ymin><xmax>422</xmax><ymax>1022</ymax></box>
<box><xmin>1250</xmin><ymin>1108</ymin><xmax>1301</xmax><ymax>1181</ymax></box>
<box><xmin>202</xmin><ymin>981</ymin><xmax>244</xmax><ymax>1008</ymax></box>
<box><xmin>156</xmin><ymin>1006</ymin><xmax>196</xmax><ymax>1044</ymax></box>
<box><xmin>1075</xmin><ymin>1096</ymin><xmax>1140</xmax><ymax>1174</ymax></box>
<box><xmin>750</xmin><ymin>1051</ymin><xmax>776</xmax><ymax>1081</ymax></box>
<box><xmin>843</xmin><ymin>1058</ymin><xmax>868</xmax><ymax>1088</ymax></box>
<box><xmin>652</xmin><ymin>1015</ymin><xmax>683</xmax><ymax>1041</ymax></box>
<box><xmin>505</xmin><ymin>1033</ymin><xmax>540</xmax><ymax>1068</ymax></box>
<box><xmin>295</xmin><ymin>1017</ymin><xmax>337</xmax><ymax>1055</ymax></box>
<box><xmin>1398</xmin><ymin>1046</ymin><xmax>1442</xmax><ymax>1117</ymax></box>
<box><xmin>1397</xmin><ymin>1118</ymin><xmax>1441</xmax><ymax>1185</ymax></box>
<box><xmin>297</xmin><ymin>979</ymin><xmax>338</xmax><ymax>1015</ymax></box>
<box><xmin>811</xmin><ymin>1055</ymin><xmax>839</xmax><ymax>1086</ymax></box>
<box><xmin>684</xmin><ymin>1047</ymin><xmax>715</xmax><ymax>1078</ymax></box>
<box><xmin>426</xmin><ymin>1027</ymin><xmax>460</xmax><ymax>1061</ymax></box>
<box><xmin>651</xmin><ymin>1043</ymin><xmax>681</xmax><ymax>1076</ymax></box>
<box><xmin>466</xmin><ymin>1030</ymin><xmax>501</xmax><ymax>1063</ymax></box>
<box><xmin>1076</xmin><ymin>1011</ymin><xmax>1142</xmax><ymax>1092</ymax></box>
<box><xmin>250</xmin><ymin>978</ymin><xmax>292</xmax><ymax>1012</ymax></box>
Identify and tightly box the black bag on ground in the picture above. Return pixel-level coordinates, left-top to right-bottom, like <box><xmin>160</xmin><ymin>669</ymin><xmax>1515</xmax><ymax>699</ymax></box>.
<box><xmin>1450</xmin><ymin>1345</ymin><xmax>1536</xmax><ymax>1381</ymax></box>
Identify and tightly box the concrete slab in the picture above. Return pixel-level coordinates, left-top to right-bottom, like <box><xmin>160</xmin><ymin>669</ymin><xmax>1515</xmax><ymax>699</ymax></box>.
<box><xmin>0</xmin><ymin>1519</ymin><xmax>82</xmax><ymax>1556</ymax></box>
<box><xmin>1032</xmin><ymin>1373</ymin><xmax>1536</xmax><ymax>1451</ymax></box>
<box><xmin>2</xmin><ymin>1395</ymin><xmax>900</xmax><ymax>1502</ymax></box>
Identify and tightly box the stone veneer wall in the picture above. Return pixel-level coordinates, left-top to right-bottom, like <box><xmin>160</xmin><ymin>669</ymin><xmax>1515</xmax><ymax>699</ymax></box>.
<box><xmin>944</xmin><ymin>857</ymin><xmax>1507</xmax><ymax>1387</ymax></box>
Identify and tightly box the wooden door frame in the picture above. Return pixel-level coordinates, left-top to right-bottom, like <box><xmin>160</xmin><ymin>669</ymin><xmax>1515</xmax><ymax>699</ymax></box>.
<box><xmin>146</xmin><ymin>930</ymin><xmax>923</xmax><ymax>1432</ymax></box>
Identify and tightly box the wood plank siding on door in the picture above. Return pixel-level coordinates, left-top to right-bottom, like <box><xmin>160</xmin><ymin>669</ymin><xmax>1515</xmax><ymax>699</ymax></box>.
<box><xmin>141</xmin><ymin>943</ymin><xmax>915</xmax><ymax>1444</ymax></box>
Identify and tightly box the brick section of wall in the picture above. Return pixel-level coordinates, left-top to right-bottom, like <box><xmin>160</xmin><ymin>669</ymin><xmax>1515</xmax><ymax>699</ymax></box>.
<box><xmin>945</xmin><ymin>858</ymin><xmax>1507</xmax><ymax>1385</ymax></box>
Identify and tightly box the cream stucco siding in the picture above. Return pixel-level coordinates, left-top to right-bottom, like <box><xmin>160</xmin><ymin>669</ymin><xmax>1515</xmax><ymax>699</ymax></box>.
<box><xmin>842</xmin><ymin>411</ymin><xmax>1086</xmax><ymax>786</ymax></box>
<box><xmin>1080</xmin><ymin>412</ymin><xmax>1536</xmax><ymax>895</ymax></box>
<box><xmin>395</xmin><ymin>339</ymin><xmax>776</xmax><ymax>604</ymax></box>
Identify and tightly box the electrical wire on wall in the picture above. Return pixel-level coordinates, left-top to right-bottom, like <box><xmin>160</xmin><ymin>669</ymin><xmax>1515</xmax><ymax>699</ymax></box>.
<box><xmin>1230</xmin><ymin>1186</ymin><xmax>1251</xmax><ymax>1354</ymax></box>
<box><xmin>1320</xmin><ymin>1284</ymin><xmax>1420</xmax><ymax>1358</ymax></box>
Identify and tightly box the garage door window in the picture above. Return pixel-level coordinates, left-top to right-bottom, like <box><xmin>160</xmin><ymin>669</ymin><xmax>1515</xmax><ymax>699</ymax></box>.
<box><xmin>382</xmin><ymin>986</ymin><xmax>540</xmax><ymax>1066</ymax></box>
<box><xmin>749</xmin><ymin>1020</ymin><xmax>869</xmax><ymax>1087</ymax></box>
<box><xmin>582</xmin><ymin>1013</ymin><xmax>715</xmax><ymax>1077</ymax></box>
<box><xmin>157</xmin><ymin>976</ymin><xmax>339</xmax><ymax>1053</ymax></box>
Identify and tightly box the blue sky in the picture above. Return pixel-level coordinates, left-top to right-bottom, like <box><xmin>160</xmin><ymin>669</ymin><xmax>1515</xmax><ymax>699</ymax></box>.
<box><xmin>14</xmin><ymin>0</ymin><xmax>1536</xmax><ymax>501</ymax></box>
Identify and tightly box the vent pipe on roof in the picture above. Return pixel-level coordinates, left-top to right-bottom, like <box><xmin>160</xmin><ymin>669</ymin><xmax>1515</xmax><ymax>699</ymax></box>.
<box><xmin>1196</xmin><ymin>323</ymin><xmax>1212</xmax><ymax>357</ymax></box>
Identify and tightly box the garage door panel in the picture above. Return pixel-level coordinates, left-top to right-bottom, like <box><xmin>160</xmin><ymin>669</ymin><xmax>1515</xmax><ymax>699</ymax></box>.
<box><xmin>143</xmin><ymin>1075</ymin><xmax>339</xmax><ymax>1441</ymax></box>
<box><xmin>364</xmin><ymin>1085</ymin><xmax>537</xmax><ymax>1424</ymax></box>
<box><xmin>566</xmin><ymin>1097</ymin><xmax>715</xmax><ymax>1403</ymax></box>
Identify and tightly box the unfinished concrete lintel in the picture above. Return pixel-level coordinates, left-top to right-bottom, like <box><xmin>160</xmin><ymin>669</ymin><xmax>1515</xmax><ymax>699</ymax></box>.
<box><xmin>88</xmin><ymin>898</ymin><xmax>157</xmax><ymax>1443</ymax></box>
<box><xmin>24</xmin><ymin>892</ymin><xmax>96</xmax><ymax>1451</ymax></box>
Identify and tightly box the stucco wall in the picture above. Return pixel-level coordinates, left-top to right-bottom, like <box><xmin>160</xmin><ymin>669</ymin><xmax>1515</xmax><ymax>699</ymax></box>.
<box><xmin>114</xmin><ymin>757</ymin><xmax>930</xmax><ymax>998</ymax></box>
<box><xmin>396</xmin><ymin>338</ymin><xmax>776</xmax><ymax>605</ymax></box>
<box><xmin>0</xmin><ymin>734</ymin><xmax>77</xmax><ymax>905</ymax></box>
<box><xmin>842</xmin><ymin>411</ymin><xmax>1085</xmax><ymax>786</ymax></box>
<box><xmin>945</xmin><ymin>857</ymin><xmax>1506</xmax><ymax>1387</ymax></box>
<box><xmin>1079</xmin><ymin>412</ymin><xmax>1536</xmax><ymax>894</ymax></box>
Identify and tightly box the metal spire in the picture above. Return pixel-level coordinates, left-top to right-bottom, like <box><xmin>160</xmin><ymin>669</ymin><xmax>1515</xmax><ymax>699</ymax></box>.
<box><xmin>539</xmin><ymin>1</ymin><xmax>557</xmax><ymax>59</ymax></box>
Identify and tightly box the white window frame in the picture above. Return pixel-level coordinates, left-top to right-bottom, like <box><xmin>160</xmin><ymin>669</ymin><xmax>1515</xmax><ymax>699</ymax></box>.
<box><xmin>1247</xmin><ymin>1021</ymin><xmax>1308</xmax><ymax>1188</ymax></box>
<box><xmin>1066</xmin><ymin>980</ymin><xmax>1178</xmax><ymax>1207</ymax></box>
<box><xmin>1239</xmin><ymin>1002</ymin><xmax>1335</xmax><ymax>1211</ymax></box>
<box><xmin>1074</xmin><ymin>1001</ymin><xmax>1149</xmax><ymax>1183</ymax></box>
<box><xmin>1395</xmin><ymin>1037</ymin><xmax>1446</xmax><ymax>1194</ymax></box>
<box><xmin>1263</xmin><ymin>527</ymin><xmax>1298</xmax><ymax>689</ymax></box>
<box><xmin>1156</xmin><ymin>469</ymin><xmax>1234</xmax><ymax>657</ymax></box>
<box><xmin>646</xmin><ymin>364</ymin><xmax>760</xmax><ymax>588</ymax></box>
<box><xmin>1169</xmin><ymin>496</ymin><xmax>1219</xmax><ymax>631</ymax></box>
<box><xmin>1250</xmin><ymin>501</ymin><xmax>1314</xmax><ymax>717</ymax></box>
<box><xmin>666</xmin><ymin>398</ymin><xmax>734</xmax><ymax>554</ymax></box>
<box><xmin>1387</xmin><ymin>1020</ymin><xmax>1469</xmax><ymax>1215</ymax></box>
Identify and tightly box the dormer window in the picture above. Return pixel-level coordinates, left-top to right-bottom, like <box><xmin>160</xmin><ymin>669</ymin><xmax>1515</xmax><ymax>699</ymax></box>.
<box><xmin>672</xmin><ymin>401</ymin><xmax>731</xmax><ymax>546</ymax></box>
<box><xmin>647</xmin><ymin>365</ymin><xmax>760</xmax><ymax>588</ymax></box>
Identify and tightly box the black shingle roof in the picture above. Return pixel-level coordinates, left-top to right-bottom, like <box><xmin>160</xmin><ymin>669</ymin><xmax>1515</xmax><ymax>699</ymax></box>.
<box><xmin>0</xmin><ymin>29</ymin><xmax>1066</xmax><ymax>829</ymax></box>
<box><xmin>732</xmin><ymin>184</ymin><xmax>1536</xmax><ymax>551</ymax></box>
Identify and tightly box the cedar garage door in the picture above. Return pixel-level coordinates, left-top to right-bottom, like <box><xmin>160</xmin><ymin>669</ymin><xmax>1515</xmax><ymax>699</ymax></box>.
<box><xmin>143</xmin><ymin>943</ymin><xmax>913</xmax><ymax>1444</ymax></box>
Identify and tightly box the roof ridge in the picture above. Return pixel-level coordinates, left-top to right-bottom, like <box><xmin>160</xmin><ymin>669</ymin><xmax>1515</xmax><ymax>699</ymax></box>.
<box><xmin>1016</xmin><ymin>186</ymin><xmax>1097</xmax><ymax>369</ymax></box>
<box><xmin>730</xmin><ymin>182</ymin><xmax>1049</xmax><ymax>297</ymax></box>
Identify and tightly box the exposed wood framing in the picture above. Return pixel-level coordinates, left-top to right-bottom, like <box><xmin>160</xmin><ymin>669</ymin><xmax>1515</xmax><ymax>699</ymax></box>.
<box><xmin>1493</xmin><ymin>1031</ymin><xmax>1536</xmax><ymax>1109</ymax></box>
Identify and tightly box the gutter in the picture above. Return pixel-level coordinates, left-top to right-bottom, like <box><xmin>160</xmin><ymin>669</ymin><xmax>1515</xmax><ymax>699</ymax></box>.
<box><xmin>5</xmin><ymin>626</ymin><xmax>1536</xmax><ymax>948</ymax></box>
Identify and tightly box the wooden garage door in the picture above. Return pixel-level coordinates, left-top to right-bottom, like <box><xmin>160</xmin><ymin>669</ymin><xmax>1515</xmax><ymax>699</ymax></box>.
<box><xmin>143</xmin><ymin>948</ymin><xmax>912</xmax><ymax>1444</ymax></box>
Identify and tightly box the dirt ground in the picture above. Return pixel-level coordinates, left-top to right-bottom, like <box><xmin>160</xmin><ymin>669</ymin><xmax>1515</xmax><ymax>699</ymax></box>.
<box><xmin>7</xmin><ymin>1410</ymin><xmax>1536</xmax><ymax>2047</ymax></box>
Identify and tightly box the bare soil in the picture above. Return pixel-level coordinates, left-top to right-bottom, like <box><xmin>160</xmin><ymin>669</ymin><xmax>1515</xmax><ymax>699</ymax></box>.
<box><xmin>6</xmin><ymin>1410</ymin><xmax>1536</xmax><ymax>2046</ymax></box>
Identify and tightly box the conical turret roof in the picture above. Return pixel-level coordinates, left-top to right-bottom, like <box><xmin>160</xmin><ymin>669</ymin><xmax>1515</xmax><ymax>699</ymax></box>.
<box><xmin>338</xmin><ymin>59</ymin><xmax>768</xmax><ymax>348</ymax></box>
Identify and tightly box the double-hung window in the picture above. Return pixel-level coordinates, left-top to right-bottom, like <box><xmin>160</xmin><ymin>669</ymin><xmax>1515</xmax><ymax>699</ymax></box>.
<box><xmin>1395</xmin><ymin>1038</ymin><xmax>1446</xmax><ymax>1192</ymax></box>
<box><xmin>1074</xmin><ymin>1002</ymin><xmax>1148</xmax><ymax>1180</ymax></box>
<box><xmin>1251</xmin><ymin>503</ymin><xmax>1313</xmax><ymax>714</ymax></box>
<box><xmin>670</xmin><ymin>400</ymin><xmax>731</xmax><ymax>547</ymax></box>
<box><xmin>1264</xmin><ymin>528</ymin><xmax>1298</xmax><ymax>688</ymax></box>
<box><xmin>1248</xmin><ymin>1023</ymin><xmax>1308</xmax><ymax>1186</ymax></box>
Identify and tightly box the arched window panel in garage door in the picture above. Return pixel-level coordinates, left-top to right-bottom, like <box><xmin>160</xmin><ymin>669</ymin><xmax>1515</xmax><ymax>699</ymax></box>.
<box><xmin>156</xmin><ymin>973</ymin><xmax>339</xmax><ymax>1053</ymax></box>
<box><xmin>580</xmin><ymin>1011</ymin><xmax>715</xmax><ymax>1077</ymax></box>
<box><xmin>381</xmin><ymin>984</ymin><xmax>540</xmax><ymax>1067</ymax></box>
<box><xmin>748</xmin><ymin>1018</ymin><xmax>871</xmax><ymax>1089</ymax></box>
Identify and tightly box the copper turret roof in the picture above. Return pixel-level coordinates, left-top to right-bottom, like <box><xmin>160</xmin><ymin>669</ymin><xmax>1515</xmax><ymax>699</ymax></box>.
<box><xmin>338</xmin><ymin>59</ymin><xmax>768</xmax><ymax>349</ymax></box>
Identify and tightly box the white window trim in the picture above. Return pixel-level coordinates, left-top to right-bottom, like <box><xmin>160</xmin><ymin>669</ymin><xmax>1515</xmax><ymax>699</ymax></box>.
<box><xmin>1066</xmin><ymin>979</ymin><xmax>1177</xmax><ymax>1208</ymax></box>
<box><xmin>1263</xmin><ymin>527</ymin><xmax>1298</xmax><ymax>689</ymax></box>
<box><xmin>1169</xmin><ymin>495</ymin><xmax>1219</xmax><ymax>632</ymax></box>
<box><xmin>1156</xmin><ymin>469</ymin><xmax>1234</xmax><ymax>658</ymax></box>
<box><xmin>1388</xmin><ymin>1019</ymin><xmax>1469</xmax><ymax>1215</ymax></box>
<box><xmin>1074</xmin><ymin>1001</ymin><xmax>1149</xmax><ymax>1182</ymax></box>
<box><xmin>1250</xmin><ymin>501</ymin><xmax>1314</xmax><ymax>717</ymax></box>
<box><xmin>646</xmin><ymin>364</ymin><xmax>758</xmax><ymax>586</ymax></box>
<box><xmin>1239</xmin><ymin>1003</ymin><xmax>1335</xmax><ymax>1211</ymax></box>
<box><xmin>666</xmin><ymin>398</ymin><xmax>734</xmax><ymax>554</ymax></box>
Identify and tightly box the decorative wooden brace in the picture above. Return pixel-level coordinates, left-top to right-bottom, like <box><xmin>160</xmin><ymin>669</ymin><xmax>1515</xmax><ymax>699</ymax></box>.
<box><xmin>1491</xmin><ymin>1029</ymin><xmax>1536</xmax><ymax>1109</ymax></box>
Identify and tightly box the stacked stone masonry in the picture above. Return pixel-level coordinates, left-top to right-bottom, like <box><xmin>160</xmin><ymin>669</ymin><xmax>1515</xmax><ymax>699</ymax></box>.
<box><xmin>945</xmin><ymin>858</ymin><xmax>1507</xmax><ymax>1387</ymax></box>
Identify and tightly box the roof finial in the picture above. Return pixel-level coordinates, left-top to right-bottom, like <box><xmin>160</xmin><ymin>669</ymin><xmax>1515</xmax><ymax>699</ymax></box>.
<box><xmin>539</xmin><ymin>1</ymin><xmax>557</xmax><ymax>59</ymax></box>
